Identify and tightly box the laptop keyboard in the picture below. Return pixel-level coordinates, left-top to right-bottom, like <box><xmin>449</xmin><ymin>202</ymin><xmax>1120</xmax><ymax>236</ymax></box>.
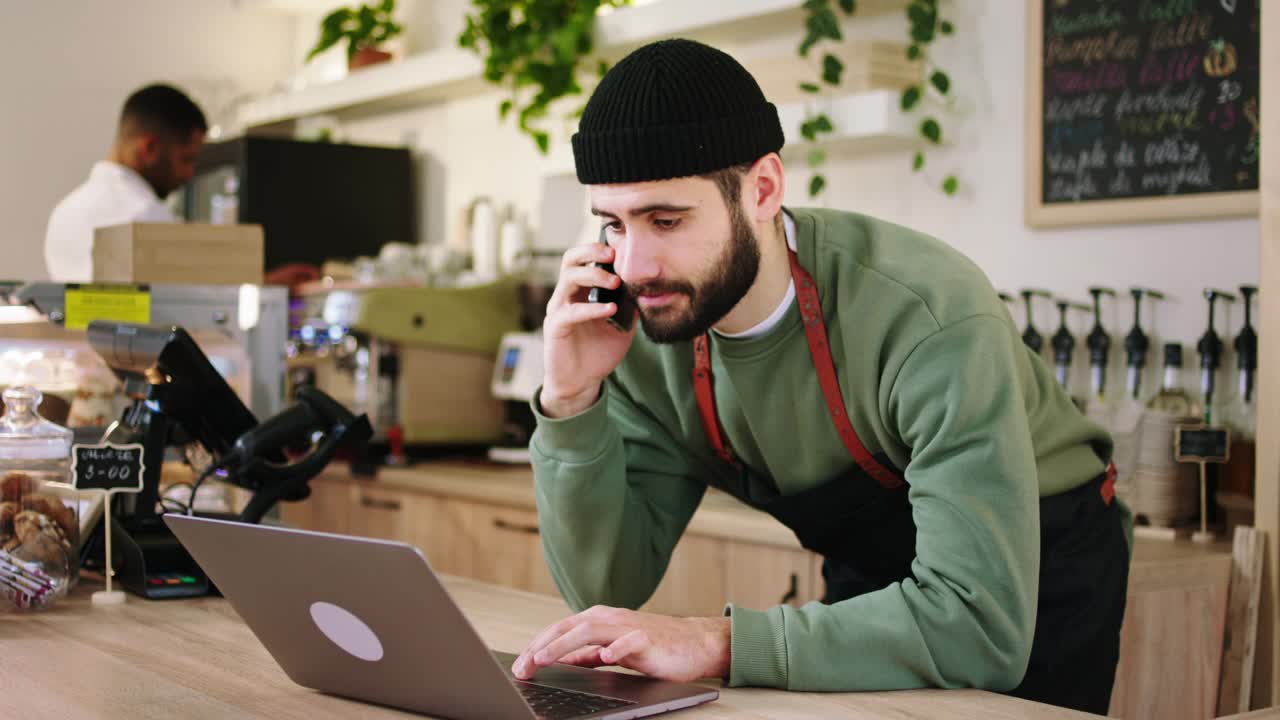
<box><xmin>515</xmin><ymin>681</ymin><xmax>636</xmax><ymax>719</ymax></box>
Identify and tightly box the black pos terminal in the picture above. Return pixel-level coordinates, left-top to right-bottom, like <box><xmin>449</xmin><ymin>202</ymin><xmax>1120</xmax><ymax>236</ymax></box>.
<box><xmin>81</xmin><ymin>321</ymin><xmax>372</xmax><ymax>598</ymax></box>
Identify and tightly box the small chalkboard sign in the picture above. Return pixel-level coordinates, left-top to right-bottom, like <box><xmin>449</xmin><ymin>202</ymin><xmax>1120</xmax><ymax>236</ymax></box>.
<box><xmin>1175</xmin><ymin>424</ymin><xmax>1231</xmax><ymax>464</ymax></box>
<box><xmin>71</xmin><ymin>443</ymin><xmax>146</xmax><ymax>492</ymax></box>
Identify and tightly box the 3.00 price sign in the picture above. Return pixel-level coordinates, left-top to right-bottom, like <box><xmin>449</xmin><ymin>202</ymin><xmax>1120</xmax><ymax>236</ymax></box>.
<box><xmin>71</xmin><ymin>443</ymin><xmax>146</xmax><ymax>492</ymax></box>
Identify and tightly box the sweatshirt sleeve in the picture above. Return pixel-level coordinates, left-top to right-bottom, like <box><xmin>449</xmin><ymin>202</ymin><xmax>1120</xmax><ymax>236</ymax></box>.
<box><xmin>530</xmin><ymin>377</ymin><xmax>707</xmax><ymax>612</ymax></box>
<box><xmin>724</xmin><ymin>314</ymin><xmax>1040</xmax><ymax>692</ymax></box>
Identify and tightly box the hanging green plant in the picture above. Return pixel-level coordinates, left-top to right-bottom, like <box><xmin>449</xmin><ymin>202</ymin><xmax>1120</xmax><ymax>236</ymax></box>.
<box><xmin>458</xmin><ymin>0</ymin><xmax>630</xmax><ymax>154</ymax></box>
<box><xmin>796</xmin><ymin>0</ymin><xmax>855</xmax><ymax>199</ymax></box>
<box><xmin>797</xmin><ymin>0</ymin><xmax>960</xmax><ymax>198</ymax></box>
<box><xmin>900</xmin><ymin>0</ymin><xmax>959</xmax><ymax>195</ymax></box>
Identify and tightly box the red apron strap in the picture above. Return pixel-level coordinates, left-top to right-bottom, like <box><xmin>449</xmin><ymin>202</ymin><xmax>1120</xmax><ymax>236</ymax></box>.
<box><xmin>1100</xmin><ymin>462</ymin><xmax>1116</xmax><ymax>505</ymax></box>
<box><xmin>690</xmin><ymin>248</ymin><xmax>903</xmax><ymax>490</ymax></box>
<box><xmin>692</xmin><ymin>335</ymin><xmax>738</xmax><ymax>467</ymax></box>
<box><xmin>789</xmin><ymin>251</ymin><xmax>903</xmax><ymax>490</ymax></box>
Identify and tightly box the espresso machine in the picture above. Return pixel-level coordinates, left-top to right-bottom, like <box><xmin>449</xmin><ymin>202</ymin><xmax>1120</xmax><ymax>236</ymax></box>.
<box><xmin>487</xmin><ymin>331</ymin><xmax>544</xmax><ymax>463</ymax></box>
<box><xmin>288</xmin><ymin>279</ymin><xmax>523</xmax><ymax>459</ymax></box>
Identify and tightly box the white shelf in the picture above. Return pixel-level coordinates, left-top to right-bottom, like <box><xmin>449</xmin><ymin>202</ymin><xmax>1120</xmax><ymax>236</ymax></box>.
<box><xmin>595</xmin><ymin>0</ymin><xmax>801</xmax><ymax>47</ymax></box>
<box><xmin>777</xmin><ymin>89</ymin><xmax>919</xmax><ymax>155</ymax></box>
<box><xmin>238</xmin><ymin>47</ymin><xmax>486</xmax><ymax>127</ymax></box>
<box><xmin>238</xmin><ymin>0</ymin><xmax>907</xmax><ymax>128</ymax></box>
<box><xmin>231</xmin><ymin>0</ymin><xmax>337</xmax><ymax>14</ymax></box>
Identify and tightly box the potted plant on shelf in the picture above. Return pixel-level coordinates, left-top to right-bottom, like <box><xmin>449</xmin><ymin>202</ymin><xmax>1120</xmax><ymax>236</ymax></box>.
<box><xmin>307</xmin><ymin>0</ymin><xmax>404</xmax><ymax>71</ymax></box>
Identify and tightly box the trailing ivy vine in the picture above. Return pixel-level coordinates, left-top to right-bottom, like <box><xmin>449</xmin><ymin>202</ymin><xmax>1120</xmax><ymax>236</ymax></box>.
<box><xmin>797</xmin><ymin>0</ymin><xmax>856</xmax><ymax>198</ymax></box>
<box><xmin>799</xmin><ymin>0</ymin><xmax>959</xmax><ymax>198</ymax></box>
<box><xmin>902</xmin><ymin>0</ymin><xmax>958</xmax><ymax>195</ymax></box>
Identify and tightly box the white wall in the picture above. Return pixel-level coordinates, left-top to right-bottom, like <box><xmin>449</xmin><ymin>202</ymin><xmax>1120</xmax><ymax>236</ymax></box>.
<box><xmin>0</xmin><ymin>0</ymin><xmax>301</xmax><ymax>281</ymax></box>
<box><xmin>307</xmin><ymin>0</ymin><xmax>1260</xmax><ymax>394</ymax></box>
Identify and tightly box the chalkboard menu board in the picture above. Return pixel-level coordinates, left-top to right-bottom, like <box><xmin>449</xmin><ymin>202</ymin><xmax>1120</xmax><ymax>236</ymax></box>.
<box><xmin>1025</xmin><ymin>0</ymin><xmax>1261</xmax><ymax>227</ymax></box>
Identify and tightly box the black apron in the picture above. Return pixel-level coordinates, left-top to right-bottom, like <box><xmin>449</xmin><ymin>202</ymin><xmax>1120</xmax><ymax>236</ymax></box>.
<box><xmin>692</xmin><ymin>249</ymin><xmax>1130</xmax><ymax>715</ymax></box>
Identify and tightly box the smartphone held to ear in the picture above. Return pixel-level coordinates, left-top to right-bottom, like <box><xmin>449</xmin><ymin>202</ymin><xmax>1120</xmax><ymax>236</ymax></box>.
<box><xmin>588</xmin><ymin>228</ymin><xmax>637</xmax><ymax>332</ymax></box>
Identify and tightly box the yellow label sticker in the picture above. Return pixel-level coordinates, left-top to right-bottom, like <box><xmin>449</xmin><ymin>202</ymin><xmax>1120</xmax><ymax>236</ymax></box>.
<box><xmin>63</xmin><ymin>285</ymin><xmax>151</xmax><ymax>330</ymax></box>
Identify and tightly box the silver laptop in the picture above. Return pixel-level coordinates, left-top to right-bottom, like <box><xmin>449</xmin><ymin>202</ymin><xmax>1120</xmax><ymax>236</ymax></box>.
<box><xmin>164</xmin><ymin>514</ymin><xmax>718</xmax><ymax>720</ymax></box>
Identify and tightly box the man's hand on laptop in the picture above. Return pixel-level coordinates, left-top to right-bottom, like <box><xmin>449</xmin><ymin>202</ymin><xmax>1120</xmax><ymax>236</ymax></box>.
<box><xmin>511</xmin><ymin>606</ymin><xmax>730</xmax><ymax>683</ymax></box>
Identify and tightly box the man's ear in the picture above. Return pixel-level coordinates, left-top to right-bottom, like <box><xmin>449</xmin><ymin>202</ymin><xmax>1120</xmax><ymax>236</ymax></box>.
<box><xmin>746</xmin><ymin>153</ymin><xmax>786</xmax><ymax>224</ymax></box>
<box><xmin>135</xmin><ymin>133</ymin><xmax>161</xmax><ymax>164</ymax></box>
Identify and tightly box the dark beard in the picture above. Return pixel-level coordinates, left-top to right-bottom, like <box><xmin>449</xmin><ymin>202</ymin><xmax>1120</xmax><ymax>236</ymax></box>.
<box><xmin>140</xmin><ymin>145</ymin><xmax>179</xmax><ymax>199</ymax></box>
<box><xmin>139</xmin><ymin>163</ymin><xmax>174</xmax><ymax>199</ymax></box>
<box><xmin>631</xmin><ymin>201</ymin><xmax>761</xmax><ymax>344</ymax></box>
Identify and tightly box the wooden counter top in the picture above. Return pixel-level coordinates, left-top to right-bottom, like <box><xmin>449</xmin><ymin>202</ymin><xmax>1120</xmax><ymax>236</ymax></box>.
<box><xmin>0</xmin><ymin>575</ymin><xmax>1100</xmax><ymax>719</ymax></box>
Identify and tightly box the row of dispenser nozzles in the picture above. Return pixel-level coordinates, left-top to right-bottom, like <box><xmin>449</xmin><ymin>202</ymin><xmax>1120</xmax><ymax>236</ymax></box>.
<box><xmin>1000</xmin><ymin>285</ymin><xmax>1257</xmax><ymax>407</ymax></box>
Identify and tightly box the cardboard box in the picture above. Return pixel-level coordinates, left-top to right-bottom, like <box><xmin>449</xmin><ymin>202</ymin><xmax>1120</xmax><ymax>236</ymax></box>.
<box><xmin>92</xmin><ymin>222</ymin><xmax>264</xmax><ymax>285</ymax></box>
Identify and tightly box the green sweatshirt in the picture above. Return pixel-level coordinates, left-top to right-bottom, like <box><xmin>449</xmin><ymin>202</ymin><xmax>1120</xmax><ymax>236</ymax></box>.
<box><xmin>530</xmin><ymin>208</ymin><xmax>1114</xmax><ymax>692</ymax></box>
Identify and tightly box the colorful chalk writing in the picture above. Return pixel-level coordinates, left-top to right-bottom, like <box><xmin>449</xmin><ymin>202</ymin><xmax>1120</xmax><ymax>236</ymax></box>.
<box><xmin>1040</xmin><ymin>0</ymin><xmax>1259</xmax><ymax>205</ymax></box>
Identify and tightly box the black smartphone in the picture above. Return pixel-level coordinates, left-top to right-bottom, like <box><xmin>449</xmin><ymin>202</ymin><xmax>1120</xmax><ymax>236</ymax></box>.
<box><xmin>587</xmin><ymin>227</ymin><xmax>637</xmax><ymax>332</ymax></box>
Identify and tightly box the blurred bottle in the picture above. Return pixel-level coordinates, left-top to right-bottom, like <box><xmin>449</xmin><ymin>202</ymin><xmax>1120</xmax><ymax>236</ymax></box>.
<box><xmin>1147</xmin><ymin>343</ymin><xmax>1196</xmax><ymax>416</ymax></box>
<box><xmin>210</xmin><ymin>175</ymin><xmax>240</xmax><ymax>225</ymax></box>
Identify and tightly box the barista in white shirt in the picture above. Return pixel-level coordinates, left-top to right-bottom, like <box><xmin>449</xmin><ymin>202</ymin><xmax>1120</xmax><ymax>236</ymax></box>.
<box><xmin>44</xmin><ymin>84</ymin><xmax>206</xmax><ymax>283</ymax></box>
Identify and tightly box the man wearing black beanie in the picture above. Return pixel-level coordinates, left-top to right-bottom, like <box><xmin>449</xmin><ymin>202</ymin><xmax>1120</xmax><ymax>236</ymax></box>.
<box><xmin>513</xmin><ymin>38</ymin><xmax>1130</xmax><ymax>715</ymax></box>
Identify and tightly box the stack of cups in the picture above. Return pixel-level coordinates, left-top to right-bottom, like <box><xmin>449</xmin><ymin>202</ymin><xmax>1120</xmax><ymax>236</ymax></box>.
<box><xmin>1129</xmin><ymin>408</ymin><xmax>1200</xmax><ymax>527</ymax></box>
<box><xmin>470</xmin><ymin>200</ymin><xmax>500</xmax><ymax>282</ymax></box>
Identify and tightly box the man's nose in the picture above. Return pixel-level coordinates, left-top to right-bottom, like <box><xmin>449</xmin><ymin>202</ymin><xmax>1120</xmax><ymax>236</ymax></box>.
<box><xmin>614</xmin><ymin>233</ymin><xmax>660</xmax><ymax>286</ymax></box>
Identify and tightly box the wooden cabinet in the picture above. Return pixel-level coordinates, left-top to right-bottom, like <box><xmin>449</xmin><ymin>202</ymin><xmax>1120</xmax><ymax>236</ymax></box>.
<box><xmin>431</xmin><ymin>499</ymin><xmax>560</xmax><ymax>597</ymax></box>
<box><xmin>1107</xmin><ymin>540</ymin><xmax>1233</xmax><ymax>720</ymax></box>
<box><xmin>279</xmin><ymin>474</ymin><xmax>354</xmax><ymax>535</ymax></box>
<box><xmin>279</xmin><ymin>472</ymin><xmax>823</xmax><ymax>614</ymax></box>
<box><xmin>346</xmin><ymin>483</ymin><xmax>424</xmax><ymax>542</ymax></box>
<box><xmin>644</xmin><ymin>534</ymin><xmax>730</xmax><ymax>616</ymax></box>
<box><xmin>727</xmin><ymin>542</ymin><xmax>822</xmax><ymax>610</ymax></box>
<box><xmin>644</xmin><ymin>536</ymin><xmax>820</xmax><ymax>617</ymax></box>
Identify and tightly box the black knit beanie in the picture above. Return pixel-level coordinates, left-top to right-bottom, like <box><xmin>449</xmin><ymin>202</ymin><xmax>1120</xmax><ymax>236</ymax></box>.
<box><xmin>572</xmin><ymin>38</ymin><xmax>784</xmax><ymax>184</ymax></box>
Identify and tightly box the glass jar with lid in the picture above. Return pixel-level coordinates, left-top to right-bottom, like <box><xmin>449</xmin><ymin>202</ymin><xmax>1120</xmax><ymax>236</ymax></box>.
<box><xmin>0</xmin><ymin>385</ymin><xmax>79</xmax><ymax>611</ymax></box>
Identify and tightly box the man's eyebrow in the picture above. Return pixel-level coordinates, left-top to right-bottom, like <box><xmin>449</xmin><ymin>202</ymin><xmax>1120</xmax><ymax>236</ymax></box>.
<box><xmin>590</xmin><ymin>203</ymin><xmax>696</xmax><ymax>218</ymax></box>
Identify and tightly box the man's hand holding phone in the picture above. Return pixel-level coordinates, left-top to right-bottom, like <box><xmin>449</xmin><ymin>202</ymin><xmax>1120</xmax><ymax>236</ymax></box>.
<box><xmin>539</xmin><ymin>233</ymin><xmax>638</xmax><ymax>419</ymax></box>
